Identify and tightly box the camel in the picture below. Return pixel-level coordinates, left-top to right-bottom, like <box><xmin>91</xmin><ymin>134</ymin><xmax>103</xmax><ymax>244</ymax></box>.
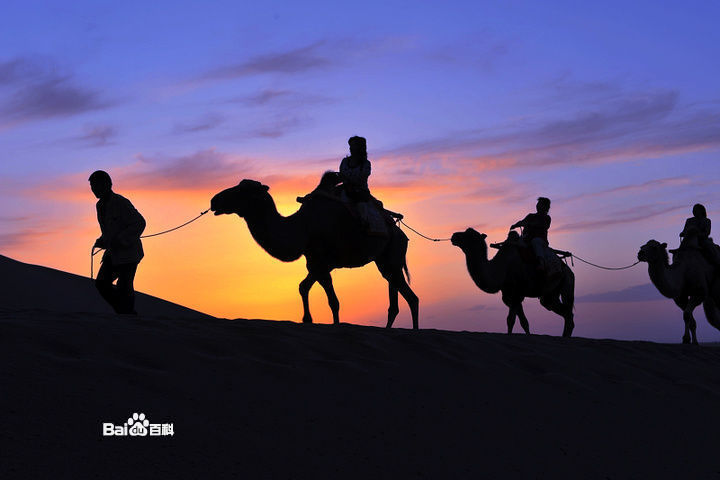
<box><xmin>210</xmin><ymin>177</ymin><xmax>419</xmax><ymax>328</ymax></box>
<box><xmin>451</xmin><ymin>228</ymin><xmax>575</xmax><ymax>337</ymax></box>
<box><xmin>637</xmin><ymin>239</ymin><xmax>720</xmax><ymax>344</ymax></box>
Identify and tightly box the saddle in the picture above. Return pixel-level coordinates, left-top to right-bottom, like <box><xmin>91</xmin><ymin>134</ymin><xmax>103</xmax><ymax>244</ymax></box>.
<box><xmin>490</xmin><ymin>235</ymin><xmax>536</xmax><ymax>264</ymax></box>
<box><xmin>670</xmin><ymin>236</ymin><xmax>720</xmax><ymax>268</ymax></box>
<box><xmin>491</xmin><ymin>232</ymin><xmax>570</xmax><ymax>276</ymax></box>
<box><xmin>297</xmin><ymin>182</ymin><xmax>395</xmax><ymax>237</ymax></box>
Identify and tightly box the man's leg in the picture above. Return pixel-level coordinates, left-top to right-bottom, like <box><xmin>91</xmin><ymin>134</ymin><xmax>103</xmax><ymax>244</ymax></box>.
<box><xmin>115</xmin><ymin>262</ymin><xmax>139</xmax><ymax>314</ymax></box>
<box><xmin>531</xmin><ymin>238</ymin><xmax>546</xmax><ymax>270</ymax></box>
<box><xmin>95</xmin><ymin>260</ymin><xmax>120</xmax><ymax>312</ymax></box>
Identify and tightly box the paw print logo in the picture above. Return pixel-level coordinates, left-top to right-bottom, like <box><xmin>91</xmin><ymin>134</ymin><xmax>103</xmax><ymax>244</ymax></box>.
<box><xmin>127</xmin><ymin>412</ymin><xmax>149</xmax><ymax>436</ymax></box>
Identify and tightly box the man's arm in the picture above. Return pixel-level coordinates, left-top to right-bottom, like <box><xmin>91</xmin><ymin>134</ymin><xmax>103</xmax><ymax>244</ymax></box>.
<box><xmin>511</xmin><ymin>214</ymin><xmax>529</xmax><ymax>230</ymax></box>
<box><xmin>114</xmin><ymin>197</ymin><xmax>146</xmax><ymax>247</ymax></box>
<box><xmin>680</xmin><ymin>218</ymin><xmax>692</xmax><ymax>237</ymax></box>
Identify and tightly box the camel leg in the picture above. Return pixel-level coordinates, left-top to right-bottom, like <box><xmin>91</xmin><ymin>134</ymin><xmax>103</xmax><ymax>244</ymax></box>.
<box><xmin>502</xmin><ymin>296</ymin><xmax>517</xmax><ymax>334</ymax></box>
<box><xmin>674</xmin><ymin>297</ymin><xmax>691</xmax><ymax>343</ymax></box>
<box><xmin>516</xmin><ymin>303</ymin><xmax>531</xmax><ymax>335</ymax></box>
<box><xmin>316</xmin><ymin>272</ymin><xmax>340</xmax><ymax>325</ymax></box>
<box><xmin>684</xmin><ymin>296</ymin><xmax>703</xmax><ymax>345</ymax></box>
<box><xmin>396</xmin><ymin>275</ymin><xmax>419</xmax><ymax>330</ymax></box>
<box><xmin>540</xmin><ymin>293</ymin><xmax>574</xmax><ymax>338</ymax></box>
<box><xmin>506</xmin><ymin>306</ymin><xmax>516</xmax><ymax>334</ymax></box>
<box><xmin>299</xmin><ymin>273</ymin><xmax>316</xmax><ymax>324</ymax></box>
<box><xmin>387</xmin><ymin>284</ymin><xmax>399</xmax><ymax>329</ymax></box>
<box><xmin>376</xmin><ymin>260</ymin><xmax>419</xmax><ymax>330</ymax></box>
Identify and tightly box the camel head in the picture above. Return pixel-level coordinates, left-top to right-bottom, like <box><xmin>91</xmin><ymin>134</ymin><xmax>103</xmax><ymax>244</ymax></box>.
<box><xmin>211</xmin><ymin>179</ymin><xmax>270</xmax><ymax>217</ymax></box>
<box><xmin>451</xmin><ymin>228</ymin><xmax>487</xmax><ymax>252</ymax></box>
<box><xmin>637</xmin><ymin>240</ymin><xmax>669</xmax><ymax>264</ymax></box>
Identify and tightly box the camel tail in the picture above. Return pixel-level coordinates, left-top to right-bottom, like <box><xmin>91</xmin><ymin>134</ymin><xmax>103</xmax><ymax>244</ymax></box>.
<box><xmin>703</xmin><ymin>297</ymin><xmax>720</xmax><ymax>332</ymax></box>
<box><xmin>403</xmin><ymin>257</ymin><xmax>411</xmax><ymax>285</ymax></box>
<box><xmin>564</xmin><ymin>265</ymin><xmax>575</xmax><ymax>313</ymax></box>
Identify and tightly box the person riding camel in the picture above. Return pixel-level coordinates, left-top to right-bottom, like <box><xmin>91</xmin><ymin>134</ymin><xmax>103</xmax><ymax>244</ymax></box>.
<box><xmin>680</xmin><ymin>203</ymin><xmax>720</xmax><ymax>266</ymax></box>
<box><xmin>510</xmin><ymin>197</ymin><xmax>555</xmax><ymax>272</ymax></box>
<box><xmin>340</xmin><ymin>136</ymin><xmax>372</xmax><ymax>202</ymax></box>
<box><xmin>337</xmin><ymin>136</ymin><xmax>402</xmax><ymax>232</ymax></box>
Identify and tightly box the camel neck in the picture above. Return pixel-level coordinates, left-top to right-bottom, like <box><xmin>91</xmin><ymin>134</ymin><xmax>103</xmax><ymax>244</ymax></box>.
<box><xmin>244</xmin><ymin>197</ymin><xmax>305</xmax><ymax>262</ymax></box>
<box><xmin>464</xmin><ymin>242</ymin><xmax>504</xmax><ymax>294</ymax></box>
<box><xmin>647</xmin><ymin>256</ymin><xmax>681</xmax><ymax>299</ymax></box>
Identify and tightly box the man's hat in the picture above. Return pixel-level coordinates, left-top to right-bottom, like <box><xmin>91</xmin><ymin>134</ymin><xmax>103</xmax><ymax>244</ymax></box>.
<box><xmin>348</xmin><ymin>136</ymin><xmax>367</xmax><ymax>150</ymax></box>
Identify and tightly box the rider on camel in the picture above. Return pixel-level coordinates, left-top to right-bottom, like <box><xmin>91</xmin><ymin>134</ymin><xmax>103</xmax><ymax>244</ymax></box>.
<box><xmin>680</xmin><ymin>203</ymin><xmax>719</xmax><ymax>266</ymax></box>
<box><xmin>511</xmin><ymin>197</ymin><xmax>553</xmax><ymax>271</ymax></box>
<box><xmin>338</xmin><ymin>136</ymin><xmax>402</xmax><ymax>229</ymax></box>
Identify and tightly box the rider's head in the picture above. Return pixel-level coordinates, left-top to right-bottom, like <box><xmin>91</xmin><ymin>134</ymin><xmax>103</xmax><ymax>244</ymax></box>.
<box><xmin>89</xmin><ymin>170</ymin><xmax>113</xmax><ymax>199</ymax></box>
<box><xmin>536</xmin><ymin>197</ymin><xmax>551</xmax><ymax>214</ymax></box>
<box><xmin>693</xmin><ymin>203</ymin><xmax>707</xmax><ymax>218</ymax></box>
<box><xmin>348</xmin><ymin>136</ymin><xmax>367</xmax><ymax>159</ymax></box>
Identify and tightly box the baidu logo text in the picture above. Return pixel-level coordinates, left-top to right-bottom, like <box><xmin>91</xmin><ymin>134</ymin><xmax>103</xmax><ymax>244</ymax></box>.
<box><xmin>102</xmin><ymin>412</ymin><xmax>174</xmax><ymax>437</ymax></box>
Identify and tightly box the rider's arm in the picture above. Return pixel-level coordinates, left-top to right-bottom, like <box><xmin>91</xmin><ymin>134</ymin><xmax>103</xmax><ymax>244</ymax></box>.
<box><xmin>680</xmin><ymin>218</ymin><xmax>692</xmax><ymax>237</ymax></box>
<box><xmin>511</xmin><ymin>214</ymin><xmax>529</xmax><ymax>229</ymax></box>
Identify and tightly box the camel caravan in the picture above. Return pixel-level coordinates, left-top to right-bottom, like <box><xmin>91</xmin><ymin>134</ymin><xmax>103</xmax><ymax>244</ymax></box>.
<box><xmin>208</xmin><ymin>136</ymin><xmax>720</xmax><ymax>342</ymax></box>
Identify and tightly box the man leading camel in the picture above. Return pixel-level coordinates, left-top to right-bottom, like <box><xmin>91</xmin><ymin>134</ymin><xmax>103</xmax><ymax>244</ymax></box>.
<box><xmin>89</xmin><ymin>170</ymin><xmax>146</xmax><ymax>314</ymax></box>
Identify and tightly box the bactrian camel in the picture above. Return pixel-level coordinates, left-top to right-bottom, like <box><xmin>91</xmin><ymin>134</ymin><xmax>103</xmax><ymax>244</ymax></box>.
<box><xmin>638</xmin><ymin>239</ymin><xmax>720</xmax><ymax>344</ymax></box>
<box><xmin>210</xmin><ymin>178</ymin><xmax>419</xmax><ymax>328</ymax></box>
<box><xmin>451</xmin><ymin>228</ymin><xmax>575</xmax><ymax>337</ymax></box>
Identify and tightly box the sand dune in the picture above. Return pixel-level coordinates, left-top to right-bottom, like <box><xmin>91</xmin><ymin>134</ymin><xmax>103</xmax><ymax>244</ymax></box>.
<box><xmin>0</xmin><ymin>254</ymin><xmax>212</xmax><ymax>318</ymax></box>
<box><xmin>2</xmin><ymin>255</ymin><xmax>720</xmax><ymax>479</ymax></box>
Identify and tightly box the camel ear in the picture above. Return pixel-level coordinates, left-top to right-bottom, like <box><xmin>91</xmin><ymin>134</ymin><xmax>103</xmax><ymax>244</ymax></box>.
<box><xmin>480</xmin><ymin>233</ymin><xmax>487</xmax><ymax>239</ymax></box>
<box><xmin>262</xmin><ymin>184</ymin><xmax>269</xmax><ymax>192</ymax></box>
<box><xmin>661</xmin><ymin>242</ymin><xmax>667</xmax><ymax>248</ymax></box>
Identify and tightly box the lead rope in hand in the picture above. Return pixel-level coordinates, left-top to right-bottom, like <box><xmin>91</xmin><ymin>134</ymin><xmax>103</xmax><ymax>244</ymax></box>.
<box><xmin>90</xmin><ymin>209</ymin><xmax>210</xmax><ymax>280</ymax></box>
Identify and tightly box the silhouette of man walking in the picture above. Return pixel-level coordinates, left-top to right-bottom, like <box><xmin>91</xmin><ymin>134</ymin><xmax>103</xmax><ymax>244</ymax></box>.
<box><xmin>89</xmin><ymin>171</ymin><xmax>146</xmax><ymax>314</ymax></box>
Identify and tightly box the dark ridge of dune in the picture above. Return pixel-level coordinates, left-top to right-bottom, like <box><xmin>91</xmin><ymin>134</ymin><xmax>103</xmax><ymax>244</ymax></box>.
<box><xmin>0</xmin><ymin>254</ymin><xmax>213</xmax><ymax>319</ymax></box>
<box><xmin>3</xmin><ymin>306</ymin><xmax>720</xmax><ymax>479</ymax></box>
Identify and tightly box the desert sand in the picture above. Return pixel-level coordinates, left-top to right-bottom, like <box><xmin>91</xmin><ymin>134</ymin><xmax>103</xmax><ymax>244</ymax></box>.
<box><xmin>2</xmin><ymin>254</ymin><xmax>720</xmax><ymax>479</ymax></box>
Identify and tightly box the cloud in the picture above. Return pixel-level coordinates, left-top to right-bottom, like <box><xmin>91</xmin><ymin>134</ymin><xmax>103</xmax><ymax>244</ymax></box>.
<box><xmin>228</xmin><ymin>88</ymin><xmax>335</xmax><ymax>108</ymax></box>
<box><xmin>0</xmin><ymin>229</ymin><xmax>53</xmax><ymax>248</ymax></box>
<box><xmin>383</xmin><ymin>88</ymin><xmax>720</xmax><ymax>170</ymax></box>
<box><xmin>555</xmin><ymin>203</ymin><xmax>685</xmax><ymax>233</ymax></box>
<box><xmin>200</xmin><ymin>42</ymin><xmax>334</xmax><ymax>82</ymax></box>
<box><xmin>172</xmin><ymin>113</ymin><xmax>225</xmax><ymax>134</ymax></box>
<box><xmin>0</xmin><ymin>216</ymin><xmax>29</xmax><ymax>222</ymax></box>
<box><xmin>0</xmin><ymin>56</ymin><xmax>111</xmax><ymax>126</ymax></box>
<box><xmin>123</xmin><ymin>148</ymin><xmax>256</xmax><ymax>191</ymax></box>
<box><xmin>246</xmin><ymin>115</ymin><xmax>303</xmax><ymax>139</ymax></box>
<box><xmin>75</xmin><ymin>125</ymin><xmax>117</xmax><ymax>147</ymax></box>
<box><xmin>576</xmin><ymin>283</ymin><xmax>664</xmax><ymax>303</ymax></box>
<box><xmin>559</xmin><ymin>177</ymin><xmax>692</xmax><ymax>203</ymax></box>
<box><xmin>426</xmin><ymin>31</ymin><xmax>510</xmax><ymax>73</ymax></box>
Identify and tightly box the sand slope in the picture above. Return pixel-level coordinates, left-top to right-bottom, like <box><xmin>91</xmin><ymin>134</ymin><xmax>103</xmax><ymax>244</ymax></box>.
<box><xmin>2</xmin><ymin>256</ymin><xmax>720</xmax><ymax>479</ymax></box>
<box><xmin>0</xmin><ymin>254</ymin><xmax>212</xmax><ymax>318</ymax></box>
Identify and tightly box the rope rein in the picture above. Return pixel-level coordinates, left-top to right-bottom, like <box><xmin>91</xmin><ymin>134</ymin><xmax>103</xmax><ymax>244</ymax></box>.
<box><xmin>140</xmin><ymin>209</ymin><xmax>209</xmax><ymax>238</ymax></box>
<box><xmin>90</xmin><ymin>209</ymin><xmax>210</xmax><ymax>280</ymax></box>
<box><xmin>569</xmin><ymin>255</ymin><xmax>640</xmax><ymax>271</ymax></box>
<box><xmin>397</xmin><ymin>219</ymin><xmax>640</xmax><ymax>271</ymax></box>
<box><xmin>398</xmin><ymin>219</ymin><xmax>451</xmax><ymax>242</ymax></box>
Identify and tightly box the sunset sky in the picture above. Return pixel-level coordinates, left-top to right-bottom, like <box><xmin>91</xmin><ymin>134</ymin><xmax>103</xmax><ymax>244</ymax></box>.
<box><xmin>2</xmin><ymin>1</ymin><xmax>719</xmax><ymax>341</ymax></box>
